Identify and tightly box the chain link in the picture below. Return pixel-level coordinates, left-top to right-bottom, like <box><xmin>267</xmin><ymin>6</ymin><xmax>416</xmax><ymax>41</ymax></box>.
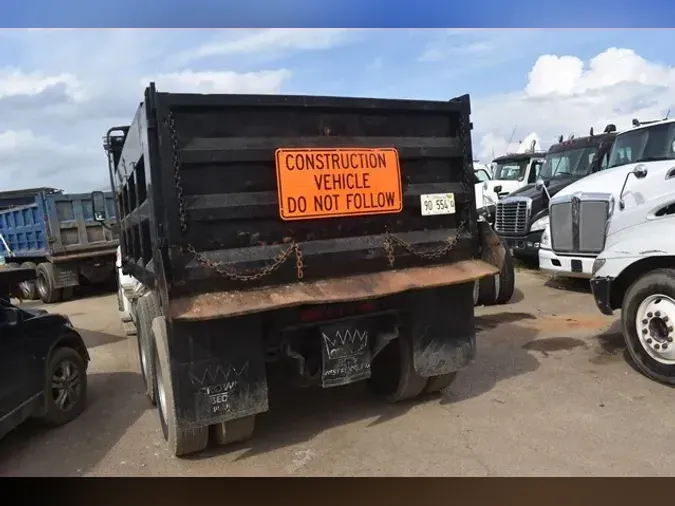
<box><xmin>168</xmin><ymin>112</ymin><xmax>188</xmax><ymax>234</ymax></box>
<box><xmin>383</xmin><ymin>220</ymin><xmax>466</xmax><ymax>268</ymax></box>
<box><xmin>186</xmin><ymin>242</ymin><xmax>304</xmax><ymax>282</ymax></box>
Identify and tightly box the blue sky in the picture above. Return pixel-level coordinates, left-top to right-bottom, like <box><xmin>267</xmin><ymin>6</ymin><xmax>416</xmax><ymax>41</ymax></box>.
<box><xmin>1</xmin><ymin>29</ymin><xmax>675</xmax><ymax>191</ymax></box>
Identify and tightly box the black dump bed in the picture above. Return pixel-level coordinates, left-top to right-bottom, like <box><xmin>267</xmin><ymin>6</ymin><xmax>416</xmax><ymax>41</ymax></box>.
<box><xmin>110</xmin><ymin>84</ymin><xmax>479</xmax><ymax>302</ymax></box>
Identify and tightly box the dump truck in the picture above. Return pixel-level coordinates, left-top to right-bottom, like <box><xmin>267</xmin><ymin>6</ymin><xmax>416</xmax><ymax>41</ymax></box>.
<box><xmin>94</xmin><ymin>83</ymin><xmax>506</xmax><ymax>457</ymax></box>
<box><xmin>0</xmin><ymin>191</ymin><xmax>119</xmax><ymax>303</ymax></box>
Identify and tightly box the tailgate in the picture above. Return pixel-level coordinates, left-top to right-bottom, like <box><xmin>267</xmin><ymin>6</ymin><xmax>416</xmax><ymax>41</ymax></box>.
<box><xmin>44</xmin><ymin>192</ymin><xmax>119</xmax><ymax>258</ymax></box>
<box><xmin>146</xmin><ymin>87</ymin><xmax>478</xmax><ymax>295</ymax></box>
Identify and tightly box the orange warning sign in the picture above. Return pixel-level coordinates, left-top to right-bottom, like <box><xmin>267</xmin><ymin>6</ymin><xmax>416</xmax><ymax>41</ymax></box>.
<box><xmin>275</xmin><ymin>148</ymin><xmax>403</xmax><ymax>221</ymax></box>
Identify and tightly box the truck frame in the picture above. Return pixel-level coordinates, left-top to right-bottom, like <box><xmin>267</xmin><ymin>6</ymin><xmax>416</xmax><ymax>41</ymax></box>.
<box><xmin>95</xmin><ymin>84</ymin><xmax>505</xmax><ymax>457</ymax></box>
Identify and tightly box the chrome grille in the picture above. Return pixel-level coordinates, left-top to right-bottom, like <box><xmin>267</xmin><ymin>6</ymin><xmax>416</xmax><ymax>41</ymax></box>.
<box><xmin>579</xmin><ymin>201</ymin><xmax>609</xmax><ymax>253</ymax></box>
<box><xmin>550</xmin><ymin>202</ymin><xmax>573</xmax><ymax>252</ymax></box>
<box><xmin>495</xmin><ymin>198</ymin><xmax>530</xmax><ymax>235</ymax></box>
<box><xmin>550</xmin><ymin>194</ymin><xmax>610</xmax><ymax>255</ymax></box>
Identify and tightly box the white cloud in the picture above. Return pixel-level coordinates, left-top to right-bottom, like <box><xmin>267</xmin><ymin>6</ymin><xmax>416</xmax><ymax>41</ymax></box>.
<box><xmin>0</xmin><ymin>67</ymin><xmax>85</xmax><ymax>101</ymax></box>
<box><xmin>176</xmin><ymin>28</ymin><xmax>350</xmax><ymax>65</ymax></box>
<box><xmin>143</xmin><ymin>69</ymin><xmax>292</xmax><ymax>94</ymax></box>
<box><xmin>472</xmin><ymin>47</ymin><xmax>675</xmax><ymax>163</ymax></box>
<box><xmin>0</xmin><ymin>129</ymin><xmax>102</xmax><ymax>192</ymax></box>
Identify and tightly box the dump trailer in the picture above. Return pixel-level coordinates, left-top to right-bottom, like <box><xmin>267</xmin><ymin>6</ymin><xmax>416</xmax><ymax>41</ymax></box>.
<box><xmin>0</xmin><ymin>187</ymin><xmax>62</xmax><ymax>211</ymax></box>
<box><xmin>95</xmin><ymin>83</ymin><xmax>505</xmax><ymax>457</ymax></box>
<box><xmin>0</xmin><ymin>191</ymin><xmax>119</xmax><ymax>303</ymax></box>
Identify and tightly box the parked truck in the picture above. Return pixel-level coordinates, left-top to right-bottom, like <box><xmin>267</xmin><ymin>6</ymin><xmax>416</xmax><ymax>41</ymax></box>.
<box><xmin>585</xmin><ymin>118</ymin><xmax>675</xmax><ymax>384</ymax></box>
<box><xmin>0</xmin><ymin>191</ymin><xmax>119</xmax><ymax>303</ymax></box>
<box><xmin>494</xmin><ymin>125</ymin><xmax>618</xmax><ymax>265</ymax></box>
<box><xmin>94</xmin><ymin>84</ymin><xmax>505</xmax><ymax>457</ymax></box>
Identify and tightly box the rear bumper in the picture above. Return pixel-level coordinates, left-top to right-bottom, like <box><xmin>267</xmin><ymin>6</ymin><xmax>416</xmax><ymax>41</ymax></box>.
<box><xmin>539</xmin><ymin>249</ymin><xmax>594</xmax><ymax>279</ymax></box>
<box><xmin>589</xmin><ymin>276</ymin><xmax>614</xmax><ymax>316</ymax></box>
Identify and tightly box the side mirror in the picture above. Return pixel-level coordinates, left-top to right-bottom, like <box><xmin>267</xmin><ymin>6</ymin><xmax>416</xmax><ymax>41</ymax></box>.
<box><xmin>91</xmin><ymin>191</ymin><xmax>107</xmax><ymax>223</ymax></box>
<box><xmin>619</xmin><ymin>164</ymin><xmax>649</xmax><ymax>210</ymax></box>
<box><xmin>494</xmin><ymin>185</ymin><xmax>502</xmax><ymax>194</ymax></box>
<box><xmin>0</xmin><ymin>307</ymin><xmax>23</xmax><ymax>328</ymax></box>
<box><xmin>535</xmin><ymin>178</ymin><xmax>552</xmax><ymax>200</ymax></box>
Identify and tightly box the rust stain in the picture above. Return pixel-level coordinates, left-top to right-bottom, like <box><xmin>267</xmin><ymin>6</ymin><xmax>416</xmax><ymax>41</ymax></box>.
<box><xmin>171</xmin><ymin>259</ymin><xmax>498</xmax><ymax>321</ymax></box>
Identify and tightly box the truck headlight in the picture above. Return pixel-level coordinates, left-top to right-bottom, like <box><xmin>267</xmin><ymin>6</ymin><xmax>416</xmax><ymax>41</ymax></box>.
<box><xmin>530</xmin><ymin>215</ymin><xmax>549</xmax><ymax>233</ymax></box>
<box><xmin>540</xmin><ymin>225</ymin><xmax>551</xmax><ymax>249</ymax></box>
<box><xmin>591</xmin><ymin>258</ymin><xmax>606</xmax><ymax>276</ymax></box>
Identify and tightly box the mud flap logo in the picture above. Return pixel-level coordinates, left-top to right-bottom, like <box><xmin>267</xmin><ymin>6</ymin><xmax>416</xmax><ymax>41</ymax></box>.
<box><xmin>189</xmin><ymin>363</ymin><xmax>250</xmax><ymax>416</ymax></box>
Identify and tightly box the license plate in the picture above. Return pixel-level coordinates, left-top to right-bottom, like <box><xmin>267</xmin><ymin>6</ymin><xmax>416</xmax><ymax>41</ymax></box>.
<box><xmin>275</xmin><ymin>148</ymin><xmax>403</xmax><ymax>221</ymax></box>
<box><xmin>420</xmin><ymin>193</ymin><xmax>456</xmax><ymax>216</ymax></box>
<box><xmin>320</xmin><ymin>322</ymin><xmax>372</xmax><ymax>388</ymax></box>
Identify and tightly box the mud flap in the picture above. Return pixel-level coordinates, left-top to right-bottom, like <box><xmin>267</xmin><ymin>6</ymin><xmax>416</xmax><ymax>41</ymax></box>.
<box><xmin>409</xmin><ymin>282</ymin><xmax>476</xmax><ymax>377</ymax></box>
<box><xmin>479</xmin><ymin>220</ymin><xmax>506</xmax><ymax>271</ymax></box>
<box><xmin>168</xmin><ymin>316</ymin><xmax>269</xmax><ymax>429</ymax></box>
<box><xmin>320</xmin><ymin>319</ymin><xmax>373</xmax><ymax>388</ymax></box>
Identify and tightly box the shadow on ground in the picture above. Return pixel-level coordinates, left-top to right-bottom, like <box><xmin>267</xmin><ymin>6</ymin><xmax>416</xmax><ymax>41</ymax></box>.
<box><xmin>0</xmin><ymin>371</ymin><xmax>147</xmax><ymax>477</ymax></box>
<box><xmin>189</xmin><ymin>311</ymin><xmax>544</xmax><ymax>462</ymax></box>
<box><xmin>544</xmin><ymin>276</ymin><xmax>592</xmax><ymax>294</ymax></box>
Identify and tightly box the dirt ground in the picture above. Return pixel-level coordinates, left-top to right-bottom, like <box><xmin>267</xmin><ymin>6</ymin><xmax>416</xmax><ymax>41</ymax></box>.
<box><xmin>1</xmin><ymin>267</ymin><xmax>673</xmax><ymax>477</ymax></box>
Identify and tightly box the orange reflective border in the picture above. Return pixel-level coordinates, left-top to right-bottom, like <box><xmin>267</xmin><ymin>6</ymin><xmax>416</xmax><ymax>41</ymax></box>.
<box><xmin>275</xmin><ymin>148</ymin><xmax>403</xmax><ymax>221</ymax></box>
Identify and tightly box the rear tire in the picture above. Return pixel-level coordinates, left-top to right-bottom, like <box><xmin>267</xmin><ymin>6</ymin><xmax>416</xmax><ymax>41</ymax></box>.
<box><xmin>479</xmin><ymin>239</ymin><xmax>515</xmax><ymax>306</ymax></box>
<box><xmin>136</xmin><ymin>295</ymin><xmax>157</xmax><ymax>405</ymax></box>
<box><xmin>210</xmin><ymin>416</ymin><xmax>256</xmax><ymax>446</ymax></box>
<box><xmin>622</xmin><ymin>269</ymin><xmax>675</xmax><ymax>386</ymax></box>
<box><xmin>19</xmin><ymin>261</ymin><xmax>38</xmax><ymax>300</ymax></box>
<box><xmin>36</xmin><ymin>262</ymin><xmax>62</xmax><ymax>304</ymax></box>
<box><xmin>368</xmin><ymin>333</ymin><xmax>427</xmax><ymax>403</ymax></box>
<box><xmin>151</xmin><ymin>318</ymin><xmax>208</xmax><ymax>457</ymax></box>
<box><xmin>495</xmin><ymin>242</ymin><xmax>515</xmax><ymax>304</ymax></box>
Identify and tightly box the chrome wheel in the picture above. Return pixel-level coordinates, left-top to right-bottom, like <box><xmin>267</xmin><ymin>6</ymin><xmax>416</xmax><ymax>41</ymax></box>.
<box><xmin>635</xmin><ymin>294</ymin><xmax>675</xmax><ymax>365</ymax></box>
<box><xmin>155</xmin><ymin>346</ymin><xmax>168</xmax><ymax>426</ymax></box>
<box><xmin>37</xmin><ymin>274</ymin><xmax>48</xmax><ymax>299</ymax></box>
<box><xmin>51</xmin><ymin>359</ymin><xmax>82</xmax><ymax>412</ymax></box>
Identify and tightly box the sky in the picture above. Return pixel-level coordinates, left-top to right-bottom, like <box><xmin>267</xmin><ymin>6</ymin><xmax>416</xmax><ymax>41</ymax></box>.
<box><xmin>1</xmin><ymin>28</ymin><xmax>675</xmax><ymax>192</ymax></box>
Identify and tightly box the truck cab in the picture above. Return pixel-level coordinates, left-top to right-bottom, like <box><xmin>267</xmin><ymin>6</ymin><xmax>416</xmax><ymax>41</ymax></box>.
<box><xmin>494</xmin><ymin>126</ymin><xmax>617</xmax><ymax>263</ymax></box>
<box><xmin>586</xmin><ymin>119</ymin><xmax>675</xmax><ymax>384</ymax></box>
<box><xmin>487</xmin><ymin>145</ymin><xmax>546</xmax><ymax>201</ymax></box>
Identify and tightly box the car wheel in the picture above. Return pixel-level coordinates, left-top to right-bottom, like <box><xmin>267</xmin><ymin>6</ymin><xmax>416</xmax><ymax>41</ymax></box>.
<box><xmin>42</xmin><ymin>346</ymin><xmax>88</xmax><ymax>426</ymax></box>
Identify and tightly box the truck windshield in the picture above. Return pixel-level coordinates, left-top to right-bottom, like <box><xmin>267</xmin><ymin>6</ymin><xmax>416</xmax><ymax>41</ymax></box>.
<box><xmin>493</xmin><ymin>160</ymin><xmax>528</xmax><ymax>181</ymax></box>
<box><xmin>539</xmin><ymin>146</ymin><xmax>598</xmax><ymax>179</ymax></box>
<box><xmin>608</xmin><ymin>122</ymin><xmax>675</xmax><ymax>168</ymax></box>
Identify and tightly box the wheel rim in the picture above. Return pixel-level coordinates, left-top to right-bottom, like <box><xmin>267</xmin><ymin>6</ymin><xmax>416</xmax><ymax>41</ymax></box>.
<box><xmin>635</xmin><ymin>294</ymin><xmax>675</xmax><ymax>365</ymax></box>
<box><xmin>473</xmin><ymin>280</ymin><xmax>479</xmax><ymax>305</ymax></box>
<box><xmin>19</xmin><ymin>281</ymin><xmax>33</xmax><ymax>298</ymax></box>
<box><xmin>493</xmin><ymin>273</ymin><xmax>501</xmax><ymax>301</ymax></box>
<box><xmin>37</xmin><ymin>274</ymin><xmax>48</xmax><ymax>298</ymax></box>
<box><xmin>155</xmin><ymin>346</ymin><xmax>168</xmax><ymax>427</ymax></box>
<box><xmin>51</xmin><ymin>359</ymin><xmax>81</xmax><ymax>412</ymax></box>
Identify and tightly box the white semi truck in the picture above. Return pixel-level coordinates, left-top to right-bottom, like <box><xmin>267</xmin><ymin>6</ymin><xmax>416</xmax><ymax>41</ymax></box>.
<box><xmin>570</xmin><ymin>118</ymin><xmax>675</xmax><ymax>384</ymax></box>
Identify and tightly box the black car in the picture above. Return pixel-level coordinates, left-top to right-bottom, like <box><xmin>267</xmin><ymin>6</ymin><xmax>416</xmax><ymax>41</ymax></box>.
<box><xmin>493</xmin><ymin>125</ymin><xmax>618</xmax><ymax>264</ymax></box>
<box><xmin>0</xmin><ymin>296</ymin><xmax>90</xmax><ymax>440</ymax></box>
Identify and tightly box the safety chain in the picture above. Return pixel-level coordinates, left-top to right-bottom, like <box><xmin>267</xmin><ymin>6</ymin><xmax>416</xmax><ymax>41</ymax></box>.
<box><xmin>383</xmin><ymin>220</ymin><xmax>466</xmax><ymax>268</ymax></box>
<box><xmin>458</xmin><ymin>114</ymin><xmax>475</xmax><ymax>234</ymax></box>
<box><xmin>185</xmin><ymin>243</ymin><xmax>305</xmax><ymax>282</ymax></box>
<box><xmin>168</xmin><ymin>112</ymin><xmax>189</xmax><ymax>234</ymax></box>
